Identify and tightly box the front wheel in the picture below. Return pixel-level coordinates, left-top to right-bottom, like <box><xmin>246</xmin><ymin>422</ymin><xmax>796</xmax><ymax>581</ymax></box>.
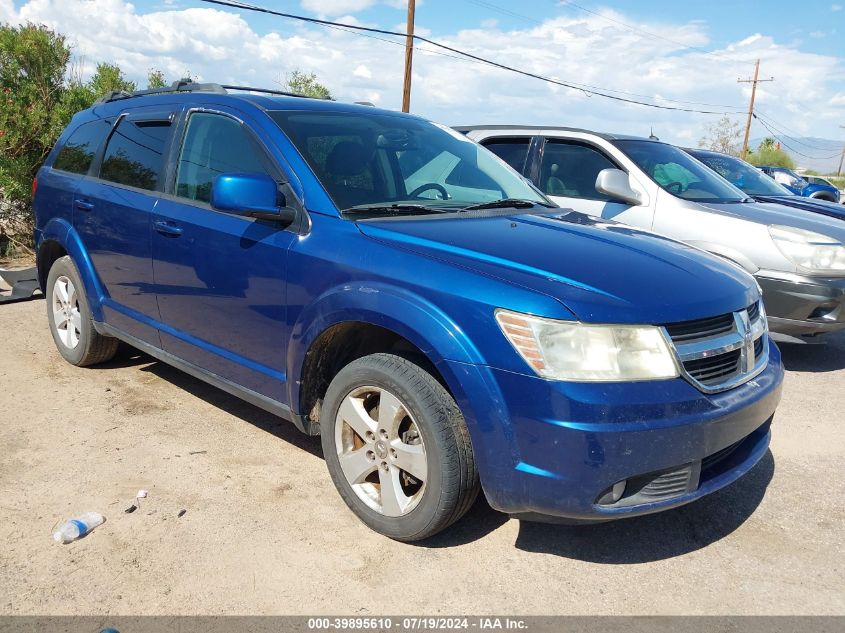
<box><xmin>321</xmin><ymin>353</ymin><xmax>479</xmax><ymax>541</ymax></box>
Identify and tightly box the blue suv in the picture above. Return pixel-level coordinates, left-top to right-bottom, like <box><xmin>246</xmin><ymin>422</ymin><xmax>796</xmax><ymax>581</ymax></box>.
<box><xmin>34</xmin><ymin>81</ymin><xmax>783</xmax><ymax>540</ymax></box>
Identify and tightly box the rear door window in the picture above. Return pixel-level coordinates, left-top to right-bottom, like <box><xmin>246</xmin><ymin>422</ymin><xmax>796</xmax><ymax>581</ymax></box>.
<box><xmin>99</xmin><ymin>118</ymin><xmax>172</xmax><ymax>191</ymax></box>
<box><xmin>480</xmin><ymin>137</ymin><xmax>531</xmax><ymax>173</ymax></box>
<box><xmin>53</xmin><ymin>119</ymin><xmax>113</xmax><ymax>175</ymax></box>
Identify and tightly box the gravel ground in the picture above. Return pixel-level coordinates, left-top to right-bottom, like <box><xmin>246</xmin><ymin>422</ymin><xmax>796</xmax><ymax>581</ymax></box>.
<box><xmin>0</xmin><ymin>297</ymin><xmax>843</xmax><ymax>615</ymax></box>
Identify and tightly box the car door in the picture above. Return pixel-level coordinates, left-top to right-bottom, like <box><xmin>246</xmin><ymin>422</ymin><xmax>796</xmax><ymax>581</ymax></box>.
<box><xmin>151</xmin><ymin>107</ymin><xmax>298</xmax><ymax>401</ymax></box>
<box><xmin>535</xmin><ymin>138</ymin><xmax>656</xmax><ymax>228</ymax></box>
<box><xmin>73</xmin><ymin>110</ymin><xmax>175</xmax><ymax>346</ymax></box>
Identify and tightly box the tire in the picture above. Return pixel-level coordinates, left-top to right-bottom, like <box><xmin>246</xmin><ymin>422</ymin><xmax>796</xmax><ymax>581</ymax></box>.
<box><xmin>45</xmin><ymin>256</ymin><xmax>119</xmax><ymax>367</ymax></box>
<box><xmin>321</xmin><ymin>353</ymin><xmax>479</xmax><ymax>541</ymax></box>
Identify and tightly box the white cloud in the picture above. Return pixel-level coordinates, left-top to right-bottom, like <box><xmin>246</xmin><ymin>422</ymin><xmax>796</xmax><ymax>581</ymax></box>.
<box><xmin>353</xmin><ymin>64</ymin><xmax>372</xmax><ymax>78</ymax></box>
<box><xmin>0</xmin><ymin>0</ymin><xmax>15</xmax><ymax>21</ymax></box>
<box><xmin>300</xmin><ymin>0</ymin><xmax>376</xmax><ymax>17</ymax></box>
<box><xmin>832</xmin><ymin>4</ymin><xmax>843</xmax><ymax>11</ymax></box>
<box><xmin>3</xmin><ymin>0</ymin><xmax>843</xmax><ymax>169</ymax></box>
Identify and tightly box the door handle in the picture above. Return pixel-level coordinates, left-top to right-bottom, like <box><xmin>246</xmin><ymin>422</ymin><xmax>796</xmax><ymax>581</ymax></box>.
<box><xmin>153</xmin><ymin>220</ymin><xmax>183</xmax><ymax>237</ymax></box>
<box><xmin>74</xmin><ymin>199</ymin><xmax>94</xmax><ymax>212</ymax></box>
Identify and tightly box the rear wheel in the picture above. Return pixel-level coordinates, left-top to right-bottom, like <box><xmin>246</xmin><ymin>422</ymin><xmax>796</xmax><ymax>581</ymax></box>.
<box><xmin>321</xmin><ymin>353</ymin><xmax>479</xmax><ymax>541</ymax></box>
<box><xmin>46</xmin><ymin>256</ymin><xmax>118</xmax><ymax>367</ymax></box>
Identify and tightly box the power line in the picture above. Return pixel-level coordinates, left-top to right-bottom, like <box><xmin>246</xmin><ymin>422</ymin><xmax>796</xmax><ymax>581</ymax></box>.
<box><xmin>557</xmin><ymin>0</ymin><xmax>749</xmax><ymax>66</ymax></box>
<box><xmin>195</xmin><ymin>0</ymin><xmax>738</xmax><ymax>115</ymax></box>
<box><xmin>752</xmin><ymin>114</ymin><xmax>842</xmax><ymax>161</ymax></box>
<box><xmin>754</xmin><ymin>111</ymin><xmax>842</xmax><ymax>152</ymax></box>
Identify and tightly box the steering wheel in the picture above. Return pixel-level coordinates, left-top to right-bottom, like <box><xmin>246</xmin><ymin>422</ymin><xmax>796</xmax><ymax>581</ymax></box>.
<box><xmin>408</xmin><ymin>183</ymin><xmax>450</xmax><ymax>200</ymax></box>
<box><xmin>664</xmin><ymin>181</ymin><xmax>684</xmax><ymax>194</ymax></box>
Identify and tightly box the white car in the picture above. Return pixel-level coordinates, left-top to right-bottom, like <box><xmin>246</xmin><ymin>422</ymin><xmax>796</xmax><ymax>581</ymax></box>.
<box><xmin>457</xmin><ymin>125</ymin><xmax>845</xmax><ymax>341</ymax></box>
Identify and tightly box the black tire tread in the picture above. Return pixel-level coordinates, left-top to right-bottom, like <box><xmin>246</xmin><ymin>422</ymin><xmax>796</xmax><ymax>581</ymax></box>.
<box><xmin>322</xmin><ymin>353</ymin><xmax>479</xmax><ymax>541</ymax></box>
<box><xmin>46</xmin><ymin>256</ymin><xmax>119</xmax><ymax>367</ymax></box>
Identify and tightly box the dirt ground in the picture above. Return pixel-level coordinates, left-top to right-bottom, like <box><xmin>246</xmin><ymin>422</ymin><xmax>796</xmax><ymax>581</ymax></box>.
<box><xmin>0</xmin><ymin>296</ymin><xmax>843</xmax><ymax>615</ymax></box>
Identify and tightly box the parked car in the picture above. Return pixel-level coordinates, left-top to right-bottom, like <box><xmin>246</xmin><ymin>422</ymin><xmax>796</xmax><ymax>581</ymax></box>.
<box><xmin>34</xmin><ymin>83</ymin><xmax>783</xmax><ymax>540</ymax></box>
<box><xmin>459</xmin><ymin>126</ymin><xmax>845</xmax><ymax>341</ymax></box>
<box><xmin>758</xmin><ymin>165</ymin><xmax>840</xmax><ymax>203</ymax></box>
<box><xmin>685</xmin><ymin>148</ymin><xmax>845</xmax><ymax>222</ymax></box>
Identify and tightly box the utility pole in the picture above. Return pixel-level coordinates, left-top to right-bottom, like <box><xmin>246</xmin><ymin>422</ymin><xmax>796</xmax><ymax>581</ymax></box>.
<box><xmin>738</xmin><ymin>59</ymin><xmax>774</xmax><ymax>160</ymax></box>
<box><xmin>401</xmin><ymin>0</ymin><xmax>416</xmax><ymax>113</ymax></box>
<box><xmin>838</xmin><ymin>126</ymin><xmax>845</xmax><ymax>176</ymax></box>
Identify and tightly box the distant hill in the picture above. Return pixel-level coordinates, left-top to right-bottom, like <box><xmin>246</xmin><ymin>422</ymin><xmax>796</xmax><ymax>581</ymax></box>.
<box><xmin>750</xmin><ymin>136</ymin><xmax>843</xmax><ymax>173</ymax></box>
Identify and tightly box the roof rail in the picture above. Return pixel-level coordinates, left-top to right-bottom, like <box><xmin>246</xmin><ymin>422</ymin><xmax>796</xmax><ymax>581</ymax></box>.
<box><xmin>95</xmin><ymin>79</ymin><xmax>330</xmax><ymax>104</ymax></box>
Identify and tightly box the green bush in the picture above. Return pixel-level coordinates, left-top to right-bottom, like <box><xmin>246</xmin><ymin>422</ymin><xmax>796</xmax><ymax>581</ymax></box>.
<box><xmin>0</xmin><ymin>23</ymin><xmax>136</xmax><ymax>253</ymax></box>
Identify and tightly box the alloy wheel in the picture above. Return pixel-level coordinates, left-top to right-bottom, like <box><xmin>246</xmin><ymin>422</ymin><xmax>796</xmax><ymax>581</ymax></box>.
<box><xmin>334</xmin><ymin>385</ymin><xmax>428</xmax><ymax>517</ymax></box>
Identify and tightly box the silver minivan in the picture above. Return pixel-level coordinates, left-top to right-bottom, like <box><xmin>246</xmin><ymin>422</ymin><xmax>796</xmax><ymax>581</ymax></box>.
<box><xmin>458</xmin><ymin>126</ymin><xmax>845</xmax><ymax>341</ymax></box>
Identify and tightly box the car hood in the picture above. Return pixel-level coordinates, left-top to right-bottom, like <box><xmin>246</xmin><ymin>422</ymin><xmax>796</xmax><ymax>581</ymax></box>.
<box><xmin>693</xmin><ymin>199</ymin><xmax>845</xmax><ymax>241</ymax></box>
<box><xmin>357</xmin><ymin>210</ymin><xmax>757</xmax><ymax>324</ymax></box>
<box><xmin>752</xmin><ymin>194</ymin><xmax>845</xmax><ymax>222</ymax></box>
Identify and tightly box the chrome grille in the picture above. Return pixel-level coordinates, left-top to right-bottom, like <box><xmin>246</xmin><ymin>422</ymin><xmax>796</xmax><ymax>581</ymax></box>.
<box><xmin>663</xmin><ymin>300</ymin><xmax>769</xmax><ymax>393</ymax></box>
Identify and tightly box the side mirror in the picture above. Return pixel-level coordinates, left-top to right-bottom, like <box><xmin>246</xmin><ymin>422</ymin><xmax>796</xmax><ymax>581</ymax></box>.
<box><xmin>595</xmin><ymin>168</ymin><xmax>643</xmax><ymax>206</ymax></box>
<box><xmin>212</xmin><ymin>173</ymin><xmax>296</xmax><ymax>226</ymax></box>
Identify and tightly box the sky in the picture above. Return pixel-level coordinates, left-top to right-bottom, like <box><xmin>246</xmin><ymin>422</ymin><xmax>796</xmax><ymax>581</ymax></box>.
<box><xmin>2</xmin><ymin>0</ymin><xmax>844</xmax><ymax>169</ymax></box>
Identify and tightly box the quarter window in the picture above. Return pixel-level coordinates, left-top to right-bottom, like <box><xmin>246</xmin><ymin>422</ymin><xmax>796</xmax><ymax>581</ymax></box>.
<box><xmin>175</xmin><ymin>113</ymin><xmax>273</xmax><ymax>204</ymax></box>
<box><xmin>481</xmin><ymin>137</ymin><xmax>530</xmax><ymax>173</ymax></box>
<box><xmin>53</xmin><ymin>119</ymin><xmax>113</xmax><ymax>175</ymax></box>
<box><xmin>100</xmin><ymin>118</ymin><xmax>171</xmax><ymax>190</ymax></box>
<box><xmin>540</xmin><ymin>141</ymin><xmax>617</xmax><ymax>201</ymax></box>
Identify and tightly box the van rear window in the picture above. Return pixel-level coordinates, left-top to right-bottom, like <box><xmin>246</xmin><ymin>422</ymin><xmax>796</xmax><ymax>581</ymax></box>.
<box><xmin>53</xmin><ymin>119</ymin><xmax>113</xmax><ymax>175</ymax></box>
<box><xmin>100</xmin><ymin>118</ymin><xmax>171</xmax><ymax>191</ymax></box>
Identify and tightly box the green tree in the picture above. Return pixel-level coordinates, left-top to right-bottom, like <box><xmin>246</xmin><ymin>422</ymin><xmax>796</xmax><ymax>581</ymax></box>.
<box><xmin>283</xmin><ymin>70</ymin><xmax>332</xmax><ymax>99</ymax></box>
<box><xmin>0</xmin><ymin>23</ymin><xmax>138</xmax><ymax>252</ymax></box>
<box><xmin>147</xmin><ymin>68</ymin><xmax>167</xmax><ymax>89</ymax></box>
<box><xmin>698</xmin><ymin>116</ymin><xmax>743</xmax><ymax>155</ymax></box>
<box><xmin>88</xmin><ymin>62</ymin><xmax>136</xmax><ymax>99</ymax></box>
<box><xmin>0</xmin><ymin>24</ymin><xmax>75</xmax><ymax>252</ymax></box>
<box><xmin>746</xmin><ymin>139</ymin><xmax>795</xmax><ymax>169</ymax></box>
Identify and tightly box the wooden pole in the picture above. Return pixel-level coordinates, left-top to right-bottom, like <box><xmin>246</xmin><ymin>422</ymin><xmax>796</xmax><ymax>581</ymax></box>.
<box><xmin>402</xmin><ymin>0</ymin><xmax>416</xmax><ymax>113</ymax></box>
<box><xmin>740</xmin><ymin>60</ymin><xmax>760</xmax><ymax>160</ymax></box>
<box><xmin>738</xmin><ymin>60</ymin><xmax>773</xmax><ymax>160</ymax></box>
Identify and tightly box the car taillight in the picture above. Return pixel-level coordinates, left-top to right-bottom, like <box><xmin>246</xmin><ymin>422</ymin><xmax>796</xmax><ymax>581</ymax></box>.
<box><xmin>32</xmin><ymin>177</ymin><xmax>38</xmax><ymax>198</ymax></box>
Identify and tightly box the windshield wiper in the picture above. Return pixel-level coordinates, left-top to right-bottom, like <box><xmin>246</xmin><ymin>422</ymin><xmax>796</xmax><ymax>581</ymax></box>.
<box><xmin>462</xmin><ymin>198</ymin><xmax>551</xmax><ymax>211</ymax></box>
<box><xmin>342</xmin><ymin>203</ymin><xmax>447</xmax><ymax>218</ymax></box>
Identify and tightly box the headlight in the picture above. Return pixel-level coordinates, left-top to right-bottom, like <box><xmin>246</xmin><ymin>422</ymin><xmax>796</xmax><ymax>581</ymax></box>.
<box><xmin>769</xmin><ymin>225</ymin><xmax>845</xmax><ymax>274</ymax></box>
<box><xmin>495</xmin><ymin>310</ymin><xmax>679</xmax><ymax>382</ymax></box>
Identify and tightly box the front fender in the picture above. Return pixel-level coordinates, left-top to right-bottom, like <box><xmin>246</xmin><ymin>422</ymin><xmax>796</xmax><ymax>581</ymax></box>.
<box><xmin>286</xmin><ymin>281</ymin><xmax>485</xmax><ymax>414</ymax></box>
<box><xmin>39</xmin><ymin>218</ymin><xmax>106</xmax><ymax>320</ymax></box>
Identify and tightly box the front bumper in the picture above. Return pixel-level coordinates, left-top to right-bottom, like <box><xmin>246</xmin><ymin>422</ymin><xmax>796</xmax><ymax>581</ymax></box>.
<box><xmin>442</xmin><ymin>340</ymin><xmax>783</xmax><ymax>522</ymax></box>
<box><xmin>757</xmin><ymin>273</ymin><xmax>845</xmax><ymax>338</ymax></box>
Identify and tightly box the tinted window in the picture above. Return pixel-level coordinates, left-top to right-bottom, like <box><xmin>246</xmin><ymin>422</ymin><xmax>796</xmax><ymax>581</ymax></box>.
<box><xmin>688</xmin><ymin>150</ymin><xmax>792</xmax><ymax>197</ymax></box>
<box><xmin>616</xmin><ymin>140</ymin><xmax>745</xmax><ymax>202</ymax></box>
<box><xmin>270</xmin><ymin>111</ymin><xmax>548</xmax><ymax>213</ymax></box>
<box><xmin>100</xmin><ymin>118</ymin><xmax>171</xmax><ymax>190</ymax></box>
<box><xmin>175</xmin><ymin>113</ymin><xmax>272</xmax><ymax>204</ymax></box>
<box><xmin>53</xmin><ymin>119</ymin><xmax>113</xmax><ymax>175</ymax></box>
<box><xmin>540</xmin><ymin>141</ymin><xmax>617</xmax><ymax>200</ymax></box>
<box><xmin>482</xmin><ymin>137</ymin><xmax>530</xmax><ymax>173</ymax></box>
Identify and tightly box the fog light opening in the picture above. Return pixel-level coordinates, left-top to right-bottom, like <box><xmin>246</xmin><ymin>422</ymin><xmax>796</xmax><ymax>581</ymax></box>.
<box><xmin>597</xmin><ymin>480</ymin><xmax>628</xmax><ymax>506</ymax></box>
<box><xmin>611</xmin><ymin>480</ymin><xmax>627</xmax><ymax>502</ymax></box>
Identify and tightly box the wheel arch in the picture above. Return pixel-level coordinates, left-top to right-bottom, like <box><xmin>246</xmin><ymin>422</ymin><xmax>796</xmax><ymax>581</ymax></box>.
<box><xmin>38</xmin><ymin>218</ymin><xmax>106</xmax><ymax>320</ymax></box>
<box><xmin>288</xmin><ymin>283</ymin><xmax>485</xmax><ymax>429</ymax></box>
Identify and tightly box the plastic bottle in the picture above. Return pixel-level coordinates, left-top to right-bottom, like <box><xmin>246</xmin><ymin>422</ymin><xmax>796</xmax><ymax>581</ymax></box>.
<box><xmin>53</xmin><ymin>512</ymin><xmax>105</xmax><ymax>543</ymax></box>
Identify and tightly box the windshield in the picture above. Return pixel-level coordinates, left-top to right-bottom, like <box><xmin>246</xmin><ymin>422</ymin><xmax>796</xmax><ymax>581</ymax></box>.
<box><xmin>687</xmin><ymin>150</ymin><xmax>794</xmax><ymax>197</ymax></box>
<box><xmin>615</xmin><ymin>140</ymin><xmax>747</xmax><ymax>202</ymax></box>
<box><xmin>269</xmin><ymin>110</ymin><xmax>549</xmax><ymax>214</ymax></box>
